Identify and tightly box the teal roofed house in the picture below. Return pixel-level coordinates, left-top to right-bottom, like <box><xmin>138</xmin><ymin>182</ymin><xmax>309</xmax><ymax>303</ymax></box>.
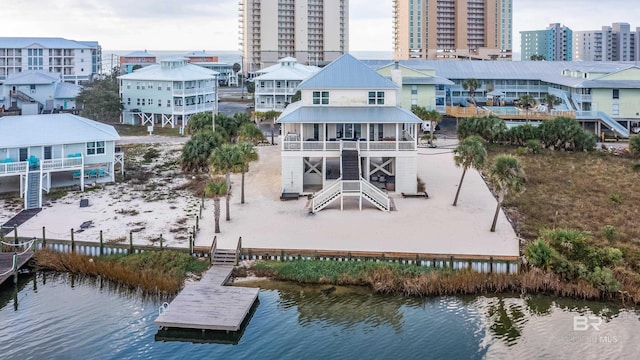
<box><xmin>277</xmin><ymin>54</ymin><xmax>422</xmax><ymax>213</ymax></box>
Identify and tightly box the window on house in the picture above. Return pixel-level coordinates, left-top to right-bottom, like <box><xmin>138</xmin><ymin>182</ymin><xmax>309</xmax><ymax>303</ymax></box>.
<box><xmin>368</xmin><ymin>91</ymin><xmax>384</xmax><ymax>105</ymax></box>
<box><xmin>613</xmin><ymin>89</ymin><xmax>619</xmax><ymax>99</ymax></box>
<box><xmin>127</xmin><ymin>98</ymin><xmax>131</xmax><ymax>105</ymax></box>
<box><xmin>86</xmin><ymin>141</ymin><xmax>105</xmax><ymax>155</ymax></box>
<box><xmin>44</xmin><ymin>146</ymin><xmax>52</xmax><ymax>160</ymax></box>
<box><xmin>19</xmin><ymin>148</ymin><xmax>28</xmax><ymax>161</ymax></box>
<box><xmin>158</xmin><ymin>100</ymin><xmax>162</xmax><ymax>107</ymax></box>
<box><xmin>167</xmin><ymin>100</ymin><xmax>171</xmax><ymax>107</ymax></box>
<box><xmin>141</xmin><ymin>99</ymin><xmax>145</xmax><ymax>106</ymax></box>
<box><xmin>312</xmin><ymin>91</ymin><xmax>329</xmax><ymax>105</ymax></box>
<box><xmin>137</xmin><ymin>99</ymin><xmax>140</xmax><ymax>106</ymax></box>
<box><xmin>612</xmin><ymin>104</ymin><xmax>620</xmax><ymax>116</ymax></box>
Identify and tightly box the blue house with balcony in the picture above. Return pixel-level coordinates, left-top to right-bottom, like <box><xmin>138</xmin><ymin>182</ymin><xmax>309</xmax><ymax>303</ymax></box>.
<box><xmin>0</xmin><ymin>114</ymin><xmax>122</xmax><ymax>209</ymax></box>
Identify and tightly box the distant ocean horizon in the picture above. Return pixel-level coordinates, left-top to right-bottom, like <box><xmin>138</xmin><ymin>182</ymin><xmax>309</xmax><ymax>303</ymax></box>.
<box><xmin>101</xmin><ymin>50</ymin><xmax>393</xmax><ymax>72</ymax></box>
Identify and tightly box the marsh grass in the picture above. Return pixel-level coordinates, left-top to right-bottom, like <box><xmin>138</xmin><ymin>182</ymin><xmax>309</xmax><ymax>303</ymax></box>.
<box><xmin>35</xmin><ymin>249</ymin><xmax>208</xmax><ymax>295</ymax></box>
<box><xmin>245</xmin><ymin>261</ymin><xmax>618</xmax><ymax>301</ymax></box>
<box><xmin>488</xmin><ymin>148</ymin><xmax>640</xmax><ymax>246</ymax></box>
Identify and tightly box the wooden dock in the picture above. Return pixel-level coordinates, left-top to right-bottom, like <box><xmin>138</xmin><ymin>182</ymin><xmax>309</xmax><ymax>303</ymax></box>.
<box><xmin>0</xmin><ymin>252</ymin><xmax>34</xmax><ymax>286</ymax></box>
<box><xmin>155</xmin><ymin>266</ymin><xmax>259</xmax><ymax>331</ymax></box>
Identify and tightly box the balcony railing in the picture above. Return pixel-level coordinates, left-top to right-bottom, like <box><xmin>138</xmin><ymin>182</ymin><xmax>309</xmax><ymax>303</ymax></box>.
<box><xmin>41</xmin><ymin>157</ymin><xmax>83</xmax><ymax>171</ymax></box>
<box><xmin>0</xmin><ymin>161</ymin><xmax>28</xmax><ymax>176</ymax></box>
<box><xmin>282</xmin><ymin>139</ymin><xmax>416</xmax><ymax>152</ymax></box>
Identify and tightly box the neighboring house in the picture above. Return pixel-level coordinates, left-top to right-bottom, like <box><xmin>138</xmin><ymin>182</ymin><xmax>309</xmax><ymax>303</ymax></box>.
<box><xmin>375</xmin><ymin>62</ymin><xmax>453</xmax><ymax>113</ymax></box>
<box><xmin>119</xmin><ymin>50</ymin><xmax>157</xmax><ymax>74</ymax></box>
<box><xmin>0</xmin><ymin>114</ymin><xmax>122</xmax><ymax>209</ymax></box>
<box><xmin>0</xmin><ymin>70</ymin><xmax>82</xmax><ymax>115</ymax></box>
<box><xmin>277</xmin><ymin>54</ymin><xmax>422</xmax><ymax>213</ymax></box>
<box><xmin>253</xmin><ymin>57</ymin><xmax>320</xmax><ymax>112</ymax></box>
<box><xmin>184</xmin><ymin>51</ymin><xmax>234</xmax><ymax>86</ymax></box>
<box><xmin>0</xmin><ymin>37</ymin><xmax>101</xmax><ymax>84</ymax></box>
<box><xmin>118</xmin><ymin>58</ymin><xmax>219</xmax><ymax>129</ymax></box>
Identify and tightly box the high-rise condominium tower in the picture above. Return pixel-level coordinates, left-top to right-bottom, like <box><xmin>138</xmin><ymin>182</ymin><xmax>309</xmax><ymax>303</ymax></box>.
<box><xmin>393</xmin><ymin>0</ymin><xmax>512</xmax><ymax>60</ymax></box>
<box><xmin>521</xmin><ymin>23</ymin><xmax>573</xmax><ymax>61</ymax></box>
<box><xmin>239</xmin><ymin>0</ymin><xmax>349</xmax><ymax>74</ymax></box>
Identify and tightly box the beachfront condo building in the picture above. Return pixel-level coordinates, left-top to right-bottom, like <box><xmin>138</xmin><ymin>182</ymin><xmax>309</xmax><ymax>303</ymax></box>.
<box><xmin>0</xmin><ymin>37</ymin><xmax>101</xmax><ymax>84</ymax></box>
<box><xmin>183</xmin><ymin>51</ymin><xmax>235</xmax><ymax>86</ymax></box>
<box><xmin>277</xmin><ymin>54</ymin><xmax>422</xmax><ymax>212</ymax></box>
<box><xmin>574</xmin><ymin>23</ymin><xmax>640</xmax><ymax>62</ymax></box>
<box><xmin>392</xmin><ymin>0</ymin><xmax>512</xmax><ymax>61</ymax></box>
<box><xmin>238</xmin><ymin>0</ymin><xmax>349</xmax><ymax>75</ymax></box>
<box><xmin>521</xmin><ymin>23</ymin><xmax>573</xmax><ymax>61</ymax></box>
<box><xmin>118</xmin><ymin>58</ymin><xmax>219</xmax><ymax>129</ymax></box>
<box><xmin>253</xmin><ymin>57</ymin><xmax>320</xmax><ymax>112</ymax></box>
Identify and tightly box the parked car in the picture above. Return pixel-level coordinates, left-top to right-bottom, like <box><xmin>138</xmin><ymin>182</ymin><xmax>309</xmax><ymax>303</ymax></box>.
<box><xmin>600</xmin><ymin>129</ymin><xmax>620</xmax><ymax>142</ymax></box>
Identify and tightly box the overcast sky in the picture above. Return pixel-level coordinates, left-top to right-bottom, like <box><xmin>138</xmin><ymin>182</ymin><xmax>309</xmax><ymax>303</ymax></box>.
<box><xmin>3</xmin><ymin>0</ymin><xmax>640</xmax><ymax>59</ymax></box>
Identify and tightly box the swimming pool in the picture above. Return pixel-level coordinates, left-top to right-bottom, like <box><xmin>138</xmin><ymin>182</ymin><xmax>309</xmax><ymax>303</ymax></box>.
<box><xmin>484</xmin><ymin>106</ymin><xmax>521</xmax><ymax>116</ymax></box>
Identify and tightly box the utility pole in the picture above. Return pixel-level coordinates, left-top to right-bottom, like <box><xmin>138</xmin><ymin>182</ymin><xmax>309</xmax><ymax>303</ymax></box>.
<box><xmin>240</xmin><ymin>55</ymin><xmax>245</xmax><ymax>100</ymax></box>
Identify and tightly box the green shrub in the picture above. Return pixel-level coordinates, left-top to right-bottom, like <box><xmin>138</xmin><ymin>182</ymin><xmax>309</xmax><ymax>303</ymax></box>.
<box><xmin>609</xmin><ymin>193</ymin><xmax>622</xmax><ymax>203</ymax></box>
<box><xmin>457</xmin><ymin>115</ymin><xmax>506</xmax><ymax>143</ymax></box>
<box><xmin>525</xmin><ymin>240</ymin><xmax>556</xmax><ymax>270</ymax></box>
<box><xmin>629</xmin><ymin>134</ymin><xmax>640</xmax><ymax>156</ymax></box>
<box><xmin>586</xmin><ymin>247</ymin><xmax>623</xmax><ymax>269</ymax></box>
<box><xmin>542</xmin><ymin>228</ymin><xmax>589</xmax><ymax>260</ymax></box>
<box><xmin>601</xmin><ymin>225</ymin><xmax>618</xmax><ymax>242</ymax></box>
<box><xmin>525</xmin><ymin>139</ymin><xmax>541</xmax><ymax>154</ymax></box>
<box><xmin>585</xmin><ymin>267</ymin><xmax>620</xmax><ymax>292</ymax></box>
<box><xmin>142</xmin><ymin>148</ymin><xmax>160</xmax><ymax>163</ymax></box>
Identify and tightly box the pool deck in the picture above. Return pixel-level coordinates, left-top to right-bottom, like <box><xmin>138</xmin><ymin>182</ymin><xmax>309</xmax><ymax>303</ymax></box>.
<box><xmin>194</xmin><ymin>139</ymin><xmax>520</xmax><ymax>260</ymax></box>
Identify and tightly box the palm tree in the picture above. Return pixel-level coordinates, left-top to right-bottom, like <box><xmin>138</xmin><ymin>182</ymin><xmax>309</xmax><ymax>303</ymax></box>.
<box><xmin>237</xmin><ymin>142</ymin><xmax>258</xmax><ymax>204</ymax></box>
<box><xmin>489</xmin><ymin>154</ymin><xmax>525</xmax><ymax>232</ymax></box>
<box><xmin>412</xmin><ymin>106</ymin><xmax>441</xmax><ymax>146</ymax></box>
<box><xmin>462</xmin><ymin>78</ymin><xmax>481</xmax><ymax>112</ymax></box>
<box><xmin>238</xmin><ymin>122</ymin><xmax>266</xmax><ymax>145</ymax></box>
<box><xmin>204</xmin><ymin>177</ymin><xmax>227</xmax><ymax>234</ymax></box>
<box><xmin>541</xmin><ymin>94</ymin><xmax>562</xmax><ymax>114</ymax></box>
<box><xmin>516</xmin><ymin>94</ymin><xmax>536</xmax><ymax>123</ymax></box>
<box><xmin>452</xmin><ymin>135</ymin><xmax>487</xmax><ymax>206</ymax></box>
<box><xmin>209</xmin><ymin>144</ymin><xmax>243</xmax><ymax>221</ymax></box>
<box><xmin>264</xmin><ymin>110</ymin><xmax>281</xmax><ymax>145</ymax></box>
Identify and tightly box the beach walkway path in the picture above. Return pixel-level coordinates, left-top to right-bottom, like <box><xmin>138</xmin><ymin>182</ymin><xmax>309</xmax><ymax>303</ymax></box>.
<box><xmin>154</xmin><ymin>266</ymin><xmax>259</xmax><ymax>331</ymax></box>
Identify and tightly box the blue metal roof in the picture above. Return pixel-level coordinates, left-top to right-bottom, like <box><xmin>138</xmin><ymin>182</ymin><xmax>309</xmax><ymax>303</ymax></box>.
<box><xmin>277</xmin><ymin>102</ymin><xmax>422</xmax><ymax>124</ymax></box>
<box><xmin>0</xmin><ymin>37</ymin><xmax>95</xmax><ymax>49</ymax></box>
<box><xmin>0</xmin><ymin>114</ymin><xmax>119</xmax><ymax>148</ymax></box>
<box><xmin>298</xmin><ymin>54</ymin><xmax>398</xmax><ymax>90</ymax></box>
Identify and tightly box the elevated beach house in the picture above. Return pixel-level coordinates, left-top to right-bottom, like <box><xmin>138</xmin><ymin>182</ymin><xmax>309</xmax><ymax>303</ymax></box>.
<box><xmin>0</xmin><ymin>114</ymin><xmax>122</xmax><ymax>209</ymax></box>
<box><xmin>277</xmin><ymin>54</ymin><xmax>422</xmax><ymax>213</ymax></box>
<box><xmin>253</xmin><ymin>57</ymin><xmax>319</xmax><ymax>112</ymax></box>
<box><xmin>118</xmin><ymin>57</ymin><xmax>219</xmax><ymax>129</ymax></box>
<box><xmin>1</xmin><ymin>70</ymin><xmax>82</xmax><ymax>115</ymax></box>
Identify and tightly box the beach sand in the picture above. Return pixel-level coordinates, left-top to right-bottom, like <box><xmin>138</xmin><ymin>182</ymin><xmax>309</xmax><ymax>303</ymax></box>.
<box><xmin>2</xmin><ymin>138</ymin><xmax>519</xmax><ymax>258</ymax></box>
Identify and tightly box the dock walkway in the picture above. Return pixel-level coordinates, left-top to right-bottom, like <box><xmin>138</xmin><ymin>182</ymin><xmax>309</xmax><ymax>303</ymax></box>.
<box><xmin>0</xmin><ymin>252</ymin><xmax>34</xmax><ymax>286</ymax></box>
<box><xmin>155</xmin><ymin>266</ymin><xmax>259</xmax><ymax>331</ymax></box>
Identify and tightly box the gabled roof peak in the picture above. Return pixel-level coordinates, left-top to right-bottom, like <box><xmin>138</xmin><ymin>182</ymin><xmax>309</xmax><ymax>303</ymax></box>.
<box><xmin>298</xmin><ymin>53</ymin><xmax>398</xmax><ymax>90</ymax></box>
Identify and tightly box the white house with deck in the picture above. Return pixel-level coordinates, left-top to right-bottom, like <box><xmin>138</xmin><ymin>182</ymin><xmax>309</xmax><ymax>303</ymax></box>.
<box><xmin>253</xmin><ymin>57</ymin><xmax>319</xmax><ymax>112</ymax></box>
<box><xmin>277</xmin><ymin>54</ymin><xmax>422</xmax><ymax>213</ymax></box>
<box><xmin>118</xmin><ymin>57</ymin><xmax>219</xmax><ymax>129</ymax></box>
<box><xmin>1</xmin><ymin>70</ymin><xmax>81</xmax><ymax>114</ymax></box>
<box><xmin>0</xmin><ymin>114</ymin><xmax>122</xmax><ymax>209</ymax></box>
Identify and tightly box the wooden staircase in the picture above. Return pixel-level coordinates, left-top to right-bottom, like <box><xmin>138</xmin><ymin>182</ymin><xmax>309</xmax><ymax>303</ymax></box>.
<box><xmin>212</xmin><ymin>248</ymin><xmax>237</xmax><ymax>266</ymax></box>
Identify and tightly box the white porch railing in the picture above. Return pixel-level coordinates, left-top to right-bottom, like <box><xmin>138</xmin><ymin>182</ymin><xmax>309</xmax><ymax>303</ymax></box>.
<box><xmin>0</xmin><ymin>161</ymin><xmax>28</xmax><ymax>175</ymax></box>
<box><xmin>360</xmin><ymin>178</ymin><xmax>390</xmax><ymax>211</ymax></box>
<box><xmin>283</xmin><ymin>140</ymin><xmax>416</xmax><ymax>152</ymax></box>
<box><xmin>41</xmin><ymin>157</ymin><xmax>83</xmax><ymax>171</ymax></box>
<box><xmin>312</xmin><ymin>178</ymin><xmax>343</xmax><ymax>213</ymax></box>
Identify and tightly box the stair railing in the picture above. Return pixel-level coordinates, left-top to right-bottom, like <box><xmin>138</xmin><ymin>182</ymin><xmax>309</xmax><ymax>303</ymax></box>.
<box><xmin>312</xmin><ymin>178</ymin><xmax>343</xmax><ymax>213</ymax></box>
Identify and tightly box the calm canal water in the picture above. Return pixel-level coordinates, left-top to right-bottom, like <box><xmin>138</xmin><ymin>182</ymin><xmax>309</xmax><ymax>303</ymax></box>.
<box><xmin>1</xmin><ymin>273</ymin><xmax>639</xmax><ymax>359</ymax></box>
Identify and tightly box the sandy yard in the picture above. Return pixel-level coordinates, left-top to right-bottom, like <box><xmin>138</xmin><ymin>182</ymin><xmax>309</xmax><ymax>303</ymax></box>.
<box><xmin>1</xmin><ymin>137</ymin><xmax>519</xmax><ymax>258</ymax></box>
